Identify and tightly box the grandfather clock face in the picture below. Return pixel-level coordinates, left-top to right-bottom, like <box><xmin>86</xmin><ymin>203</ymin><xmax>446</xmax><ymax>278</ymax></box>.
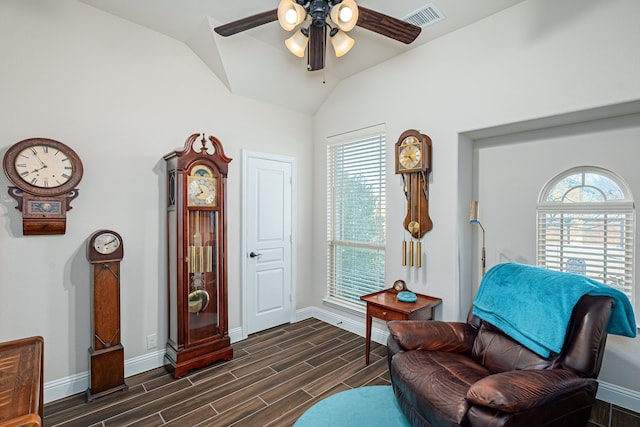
<box><xmin>187</xmin><ymin>165</ymin><xmax>217</xmax><ymax>207</ymax></box>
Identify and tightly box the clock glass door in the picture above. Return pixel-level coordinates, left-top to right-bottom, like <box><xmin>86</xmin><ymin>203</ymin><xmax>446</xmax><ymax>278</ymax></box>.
<box><xmin>186</xmin><ymin>209</ymin><xmax>219</xmax><ymax>344</ymax></box>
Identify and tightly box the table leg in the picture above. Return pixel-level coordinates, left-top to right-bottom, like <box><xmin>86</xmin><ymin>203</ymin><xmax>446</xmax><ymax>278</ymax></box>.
<box><xmin>365</xmin><ymin>308</ymin><xmax>372</xmax><ymax>365</ymax></box>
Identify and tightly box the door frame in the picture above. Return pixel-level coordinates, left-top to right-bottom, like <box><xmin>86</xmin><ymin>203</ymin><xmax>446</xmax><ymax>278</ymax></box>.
<box><xmin>241</xmin><ymin>150</ymin><xmax>297</xmax><ymax>340</ymax></box>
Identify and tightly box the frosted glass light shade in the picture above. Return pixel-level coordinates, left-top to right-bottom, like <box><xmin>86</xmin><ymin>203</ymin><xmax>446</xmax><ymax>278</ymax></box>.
<box><xmin>285</xmin><ymin>30</ymin><xmax>309</xmax><ymax>57</ymax></box>
<box><xmin>330</xmin><ymin>29</ymin><xmax>355</xmax><ymax>57</ymax></box>
<box><xmin>278</xmin><ymin>0</ymin><xmax>306</xmax><ymax>31</ymax></box>
<box><xmin>330</xmin><ymin>0</ymin><xmax>358</xmax><ymax>32</ymax></box>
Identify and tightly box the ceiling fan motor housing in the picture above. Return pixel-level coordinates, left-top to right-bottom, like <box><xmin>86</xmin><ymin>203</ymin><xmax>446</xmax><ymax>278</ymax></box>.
<box><xmin>308</xmin><ymin>0</ymin><xmax>331</xmax><ymax>27</ymax></box>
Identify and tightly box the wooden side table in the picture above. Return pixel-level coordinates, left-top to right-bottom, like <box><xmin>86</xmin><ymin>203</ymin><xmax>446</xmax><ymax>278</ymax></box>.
<box><xmin>0</xmin><ymin>336</ymin><xmax>44</xmax><ymax>427</ymax></box>
<box><xmin>360</xmin><ymin>289</ymin><xmax>441</xmax><ymax>364</ymax></box>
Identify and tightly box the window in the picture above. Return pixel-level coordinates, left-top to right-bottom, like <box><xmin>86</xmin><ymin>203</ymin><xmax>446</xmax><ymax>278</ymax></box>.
<box><xmin>537</xmin><ymin>166</ymin><xmax>635</xmax><ymax>306</ymax></box>
<box><xmin>327</xmin><ymin>125</ymin><xmax>386</xmax><ymax>309</ymax></box>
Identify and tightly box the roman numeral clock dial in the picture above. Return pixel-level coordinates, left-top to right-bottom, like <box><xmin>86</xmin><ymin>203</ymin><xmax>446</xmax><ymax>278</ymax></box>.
<box><xmin>15</xmin><ymin>145</ymin><xmax>73</xmax><ymax>188</ymax></box>
<box><xmin>3</xmin><ymin>137</ymin><xmax>83</xmax><ymax>235</ymax></box>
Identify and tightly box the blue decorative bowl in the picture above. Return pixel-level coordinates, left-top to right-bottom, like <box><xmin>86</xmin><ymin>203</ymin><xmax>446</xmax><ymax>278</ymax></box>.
<box><xmin>397</xmin><ymin>291</ymin><xmax>417</xmax><ymax>303</ymax></box>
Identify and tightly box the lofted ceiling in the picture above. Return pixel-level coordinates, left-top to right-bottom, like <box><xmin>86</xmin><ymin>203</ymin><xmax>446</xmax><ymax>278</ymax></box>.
<box><xmin>78</xmin><ymin>0</ymin><xmax>525</xmax><ymax>114</ymax></box>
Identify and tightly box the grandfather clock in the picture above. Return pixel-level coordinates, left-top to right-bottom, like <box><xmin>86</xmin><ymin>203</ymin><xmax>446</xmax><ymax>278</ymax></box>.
<box><xmin>163</xmin><ymin>133</ymin><xmax>233</xmax><ymax>378</ymax></box>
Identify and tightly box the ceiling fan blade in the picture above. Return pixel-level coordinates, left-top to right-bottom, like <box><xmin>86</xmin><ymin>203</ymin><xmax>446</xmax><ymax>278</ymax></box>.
<box><xmin>214</xmin><ymin>9</ymin><xmax>278</xmax><ymax>36</ymax></box>
<box><xmin>307</xmin><ymin>24</ymin><xmax>326</xmax><ymax>71</ymax></box>
<box><xmin>356</xmin><ymin>6</ymin><xmax>421</xmax><ymax>44</ymax></box>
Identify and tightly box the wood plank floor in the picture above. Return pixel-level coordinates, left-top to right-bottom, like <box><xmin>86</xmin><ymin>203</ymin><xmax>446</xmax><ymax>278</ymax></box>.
<box><xmin>44</xmin><ymin>318</ymin><xmax>390</xmax><ymax>427</ymax></box>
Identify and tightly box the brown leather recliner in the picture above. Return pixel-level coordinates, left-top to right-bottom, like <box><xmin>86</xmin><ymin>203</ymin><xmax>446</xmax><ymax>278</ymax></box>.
<box><xmin>387</xmin><ymin>295</ymin><xmax>614</xmax><ymax>427</ymax></box>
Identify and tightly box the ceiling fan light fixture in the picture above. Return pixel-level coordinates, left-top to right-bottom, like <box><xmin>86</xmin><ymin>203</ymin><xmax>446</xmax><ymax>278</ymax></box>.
<box><xmin>339</xmin><ymin>7</ymin><xmax>353</xmax><ymax>22</ymax></box>
<box><xmin>330</xmin><ymin>28</ymin><xmax>355</xmax><ymax>57</ymax></box>
<box><xmin>278</xmin><ymin>0</ymin><xmax>306</xmax><ymax>31</ymax></box>
<box><xmin>330</xmin><ymin>0</ymin><xmax>358</xmax><ymax>32</ymax></box>
<box><xmin>285</xmin><ymin>28</ymin><xmax>309</xmax><ymax>57</ymax></box>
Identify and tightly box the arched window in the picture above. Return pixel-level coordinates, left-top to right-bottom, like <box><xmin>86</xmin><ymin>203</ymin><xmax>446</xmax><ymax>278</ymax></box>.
<box><xmin>537</xmin><ymin>166</ymin><xmax>635</xmax><ymax>305</ymax></box>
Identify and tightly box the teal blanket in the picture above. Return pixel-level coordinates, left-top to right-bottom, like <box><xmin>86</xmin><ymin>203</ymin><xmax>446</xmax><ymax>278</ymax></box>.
<box><xmin>472</xmin><ymin>263</ymin><xmax>637</xmax><ymax>357</ymax></box>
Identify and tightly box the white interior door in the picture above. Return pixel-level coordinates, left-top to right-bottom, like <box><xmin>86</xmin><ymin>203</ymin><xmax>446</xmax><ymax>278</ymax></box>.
<box><xmin>243</xmin><ymin>151</ymin><xmax>294</xmax><ymax>335</ymax></box>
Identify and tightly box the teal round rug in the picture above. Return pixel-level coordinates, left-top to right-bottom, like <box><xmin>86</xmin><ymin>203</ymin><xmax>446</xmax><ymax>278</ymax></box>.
<box><xmin>293</xmin><ymin>385</ymin><xmax>410</xmax><ymax>427</ymax></box>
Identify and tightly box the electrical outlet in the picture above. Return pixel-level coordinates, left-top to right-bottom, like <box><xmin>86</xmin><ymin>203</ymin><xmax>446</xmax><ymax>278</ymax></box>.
<box><xmin>146</xmin><ymin>334</ymin><xmax>158</xmax><ymax>350</ymax></box>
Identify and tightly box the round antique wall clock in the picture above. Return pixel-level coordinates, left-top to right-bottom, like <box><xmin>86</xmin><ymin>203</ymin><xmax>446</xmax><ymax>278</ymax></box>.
<box><xmin>4</xmin><ymin>138</ymin><xmax>83</xmax><ymax>195</ymax></box>
<box><xmin>3</xmin><ymin>137</ymin><xmax>84</xmax><ymax>235</ymax></box>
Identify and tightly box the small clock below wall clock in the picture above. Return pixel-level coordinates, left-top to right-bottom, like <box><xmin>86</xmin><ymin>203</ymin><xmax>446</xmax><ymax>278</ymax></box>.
<box><xmin>3</xmin><ymin>137</ymin><xmax>83</xmax><ymax>235</ymax></box>
<box><xmin>86</xmin><ymin>229</ymin><xmax>126</xmax><ymax>401</ymax></box>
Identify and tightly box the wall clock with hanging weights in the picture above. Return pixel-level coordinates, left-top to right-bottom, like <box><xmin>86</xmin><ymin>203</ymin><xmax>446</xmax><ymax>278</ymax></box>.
<box><xmin>395</xmin><ymin>129</ymin><xmax>432</xmax><ymax>268</ymax></box>
<box><xmin>3</xmin><ymin>137</ymin><xmax>84</xmax><ymax>235</ymax></box>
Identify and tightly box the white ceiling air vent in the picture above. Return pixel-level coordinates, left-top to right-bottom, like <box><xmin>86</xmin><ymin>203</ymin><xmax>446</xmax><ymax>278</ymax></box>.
<box><xmin>403</xmin><ymin>3</ymin><xmax>445</xmax><ymax>28</ymax></box>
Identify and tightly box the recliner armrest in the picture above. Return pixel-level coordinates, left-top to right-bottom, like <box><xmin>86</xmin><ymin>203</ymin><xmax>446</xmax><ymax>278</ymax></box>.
<box><xmin>466</xmin><ymin>369</ymin><xmax>596</xmax><ymax>412</ymax></box>
<box><xmin>387</xmin><ymin>320</ymin><xmax>476</xmax><ymax>353</ymax></box>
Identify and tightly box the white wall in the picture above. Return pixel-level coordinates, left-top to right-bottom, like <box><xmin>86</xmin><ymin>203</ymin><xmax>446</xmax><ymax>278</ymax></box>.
<box><xmin>0</xmin><ymin>0</ymin><xmax>313</xmax><ymax>390</ymax></box>
<box><xmin>312</xmin><ymin>0</ymin><xmax>640</xmax><ymax>407</ymax></box>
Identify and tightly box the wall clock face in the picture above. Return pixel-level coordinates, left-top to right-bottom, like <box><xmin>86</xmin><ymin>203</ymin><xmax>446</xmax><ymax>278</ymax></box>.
<box><xmin>395</xmin><ymin>131</ymin><xmax>428</xmax><ymax>174</ymax></box>
<box><xmin>399</xmin><ymin>143</ymin><xmax>422</xmax><ymax>170</ymax></box>
<box><xmin>93</xmin><ymin>232</ymin><xmax>121</xmax><ymax>255</ymax></box>
<box><xmin>3</xmin><ymin>138</ymin><xmax>83</xmax><ymax>196</ymax></box>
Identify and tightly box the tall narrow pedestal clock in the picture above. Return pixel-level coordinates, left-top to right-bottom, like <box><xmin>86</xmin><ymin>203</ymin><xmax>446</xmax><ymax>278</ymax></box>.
<box><xmin>163</xmin><ymin>133</ymin><xmax>233</xmax><ymax>378</ymax></box>
<box><xmin>86</xmin><ymin>229</ymin><xmax>127</xmax><ymax>401</ymax></box>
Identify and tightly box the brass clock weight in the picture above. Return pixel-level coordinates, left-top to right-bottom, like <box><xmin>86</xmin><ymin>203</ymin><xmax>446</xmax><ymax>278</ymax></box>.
<box><xmin>3</xmin><ymin>137</ymin><xmax>83</xmax><ymax>235</ymax></box>
<box><xmin>395</xmin><ymin>129</ymin><xmax>433</xmax><ymax>268</ymax></box>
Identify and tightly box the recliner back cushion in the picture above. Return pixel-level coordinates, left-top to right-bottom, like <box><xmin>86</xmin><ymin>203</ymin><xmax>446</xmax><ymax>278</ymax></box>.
<box><xmin>561</xmin><ymin>295</ymin><xmax>613</xmax><ymax>377</ymax></box>
<box><xmin>472</xmin><ymin>322</ymin><xmax>554</xmax><ymax>373</ymax></box>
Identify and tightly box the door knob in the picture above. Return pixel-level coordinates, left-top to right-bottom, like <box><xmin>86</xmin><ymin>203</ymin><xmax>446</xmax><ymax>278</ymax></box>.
<box><xmin>249</xmin><ymin>251</ymin><xmax>262</xmax><ymax>258</ymax></box>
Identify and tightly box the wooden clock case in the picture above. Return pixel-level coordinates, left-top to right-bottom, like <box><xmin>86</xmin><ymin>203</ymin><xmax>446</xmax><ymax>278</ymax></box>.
<box><xmin>86</xmin><ymin>229</ymin><xmax>127</xmax><ymax>400</ymax></box>
<box><xmin>163</xmin><ymin>133</ymin><xmax>233</xmax><ymax>378</ymax></box>
<box><xmin>395</xmin><ymin>129</ymin><xmax>433</xmax><ymax>239</ymax></box>
<box><xmin>3</xmin><ymin>137</ymin><xmax>83</xmax><ymax>235</ymax></box>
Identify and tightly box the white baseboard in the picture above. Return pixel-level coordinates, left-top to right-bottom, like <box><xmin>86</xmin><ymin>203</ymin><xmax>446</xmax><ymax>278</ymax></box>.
<box><xmin>296</xmin><ymin>305</ymin><xmax>389</xmax><ymax>345</ymax></box>
<box><xmin>44</xmin><ymin>349</ymin><xmax>166</xmax><ymax>403</ymax></box>
<box><xmin>44</xmin><ymin>308</ymin><xmax>640</xmax><ymax>415</ymax></box>
<box><xmin>598</xmin><ymin>380</ymin><xmax>640</xmax><ymax>413</ymax></box>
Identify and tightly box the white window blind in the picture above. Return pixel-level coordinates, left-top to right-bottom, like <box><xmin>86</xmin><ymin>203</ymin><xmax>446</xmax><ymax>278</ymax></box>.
<box><xmin>537</xmin><ymin>167</ymin><xmax>635</xmax><ymax>305</ymax></box>
<box><xmin>327</xmin><ymin>125</ymin><xmax>386</xmax><ymax>308</ymax></box>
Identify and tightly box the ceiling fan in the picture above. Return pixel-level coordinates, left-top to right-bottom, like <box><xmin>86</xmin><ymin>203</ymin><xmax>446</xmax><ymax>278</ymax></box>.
<box><xmin>214</xmin><ymin>0</ymin><xmax>422</xmax><ymax>72</ymax></box>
